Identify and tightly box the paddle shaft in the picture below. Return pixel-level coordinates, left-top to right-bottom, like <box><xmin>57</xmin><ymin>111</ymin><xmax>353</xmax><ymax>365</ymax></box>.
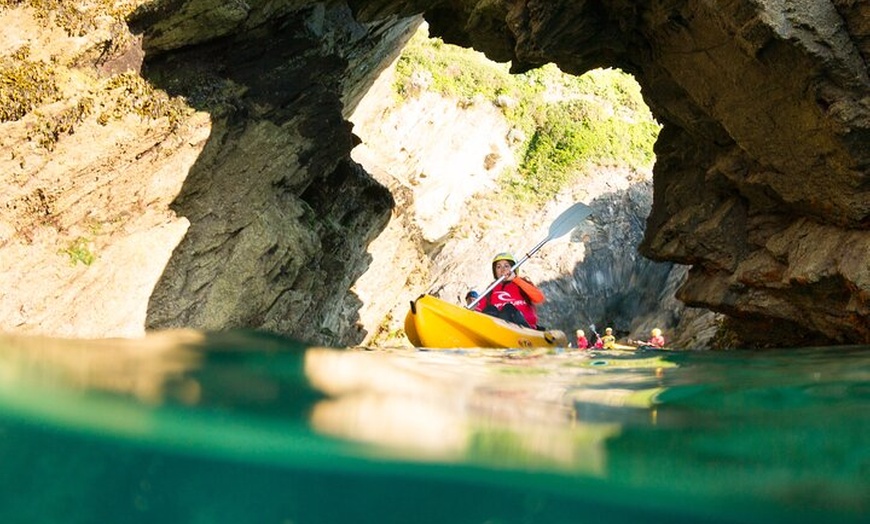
<box><xmin>466</xmin><ymin>236</ymin><xmax>549</xmax><ymax>310</ymax></box>
<box><xmin>589</xmin><ymin>324</ymin><xmax>601</xmax><ymax>340</ymax></box>
<box><xmin>465</xmin><ymin>202</ymin><xmax>591</xmax><ymax>310</ymax></box>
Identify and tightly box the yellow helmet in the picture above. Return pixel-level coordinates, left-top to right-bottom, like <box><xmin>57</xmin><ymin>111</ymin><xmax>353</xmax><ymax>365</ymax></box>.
<box><xmin>492</xmin><ymin>252</ymin><xmax>516</xmax><ymax>264</ymax></box>
<box><xmin>491</xmin><ymin>252</ymin><xmax>517</xmax><ymax>278</ymax></box>
<box><xmin>651</xmin><ymin>328</ymin><xmax>662</xmax><ymax>337</ymax></box>
<box><xmin>605</xmin><ymin>327</ymin><xmax>613</xmax><ymax>334</ymax></box>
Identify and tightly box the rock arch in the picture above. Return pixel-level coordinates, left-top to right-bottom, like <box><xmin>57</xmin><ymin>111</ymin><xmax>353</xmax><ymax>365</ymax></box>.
<box><xmin>346</xmin><ymin>0</ymin><xmax>870</xmax><ymax>346</ymax></box>
<box><xmin>3</xmin><ymin>1</ymin><xmax>864</xmax><ymax>347</ymax></box>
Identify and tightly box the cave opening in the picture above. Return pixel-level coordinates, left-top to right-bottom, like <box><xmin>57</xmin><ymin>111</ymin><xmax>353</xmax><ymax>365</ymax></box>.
<box><xmin>347</xmin><ymin>23</ymin><xmax>711</xmax><ymax>348</ymax></box>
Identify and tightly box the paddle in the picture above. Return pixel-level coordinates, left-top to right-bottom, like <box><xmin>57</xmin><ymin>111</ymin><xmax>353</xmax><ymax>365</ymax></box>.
<box><xmin>589</xmin><ymin>323</ymin><xmax>601</xmax><ymax>345</ymax></box>
<box><xmin>467</xmin><ymin>202</ymin><xmax>593</xmax><ymax>310</ymax></box>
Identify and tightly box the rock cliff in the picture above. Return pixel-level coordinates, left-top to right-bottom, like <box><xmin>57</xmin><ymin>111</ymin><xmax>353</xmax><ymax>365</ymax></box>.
<box><xmin>1</xmin><ymin>0</ymin><xmax>867</xmax><ymax>347</ymax></box>
<box><xmin>348</xmin><ymin>0</ymin><xmax>870</xmax><ymax>346</ymax></box>
<box><xmin>348</xmin><ymin>53</ymin><xmax>710</xmax><ymax>347</ymax></box>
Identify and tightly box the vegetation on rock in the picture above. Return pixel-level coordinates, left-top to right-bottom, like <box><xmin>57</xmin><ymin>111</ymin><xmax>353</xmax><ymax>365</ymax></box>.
<box><xmin>0</xmin><ymin>2</ymin><xmax>188</xmax><ymax>152</ymax></box>
<box><xmin>0</xmin><ymin>0</ymin><xmax>140</xmax><ymax>36</ymax></box>
<box><xmin>394</xmin><ymin>26</ymin><xmax>660</xmax><ymax>205</ymax></box>
<box><xmin>58</xmin><ymin>236</ymin><xmax>96</xmax><ymax>266</ymax></box>
<box><xmin>100</xmin><ymin>71</ymin><xmax>188</xmax><ymax>127</ymax></box>
<box><xmin>0</xmin><ymin>46</ymin><xmax>60</xmax><ymax>122</ymax></box>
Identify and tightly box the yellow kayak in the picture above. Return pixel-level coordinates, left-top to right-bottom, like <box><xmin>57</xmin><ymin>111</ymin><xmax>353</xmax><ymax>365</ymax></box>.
<box><xmin>607</xmin><ymin>343</ymin><xmax>640</xmax><ymax>351</ymax></box>
<box><xmin>404</xmin><ymin>294</ymin><xmax>568</xmax><ymax>349</ymax></box>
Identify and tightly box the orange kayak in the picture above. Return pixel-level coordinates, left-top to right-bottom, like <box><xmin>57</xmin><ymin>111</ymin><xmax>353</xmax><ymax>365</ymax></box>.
<box><xmin>404</xmin><ymin>294</ymin><xmax>568</xmax><ymax>349</ymax></box>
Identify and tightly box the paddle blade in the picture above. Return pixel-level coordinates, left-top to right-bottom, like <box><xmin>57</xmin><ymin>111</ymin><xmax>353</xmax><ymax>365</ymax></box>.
<box><xmin>547</xmin><ymin>202</ymin><xmax>592</xmax><ymax>240</ymax></box>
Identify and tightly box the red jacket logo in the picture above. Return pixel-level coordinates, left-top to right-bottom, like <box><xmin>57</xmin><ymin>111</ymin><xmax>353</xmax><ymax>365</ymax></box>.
<box><xmin>493</xmin><ymin>291</ymin><xmax>514</xmax><ymax>303</ymax></box>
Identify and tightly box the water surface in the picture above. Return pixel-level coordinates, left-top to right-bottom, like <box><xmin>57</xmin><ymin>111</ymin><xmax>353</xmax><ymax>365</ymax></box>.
<box><xmin>0</xmin><ymin>330</ymin><xmax>867</xmax><ymax>523</ymax></box>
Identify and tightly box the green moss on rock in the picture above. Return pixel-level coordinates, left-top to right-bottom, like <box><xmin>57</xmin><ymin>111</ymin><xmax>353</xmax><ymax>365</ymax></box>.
<box><xmin>1</xmin><ymin>0</ymin><xmax>141</xmax><ymax>37</ymax></box>
<box><xmin>394</xmin><ymin>26</ymin><xmax>661</xmax><ymax>206</ymax></box>
<box><xmin>34</xmin><ymin>97</ymin><xmax>95</xmax><ymax>150</ymax></box>
<box><xmin>0</xmin><ymin>46</ymin><xmax>61</xmax><ymax>122</ymax></box>
<box><xmin>99</xmin><ymin>71</ymin><xmax>188</xmax><ymax>127</ymax></box>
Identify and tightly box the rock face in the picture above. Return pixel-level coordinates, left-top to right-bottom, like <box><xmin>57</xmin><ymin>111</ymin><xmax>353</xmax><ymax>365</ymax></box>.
<box><xmin>346</xmin><ymin>0</ymin><xmax>870</xmax><ymax>346</ymax></box>
<box><xmin>350</xmin><ymin>63</ymin><xmax>702</xmax><ymax>346</ymax></box>
<box><xmin>0</xmin><ymin>1</ymin><xmax>410</xmax><ymax>345</ymax></box>
<box><xmin>1</xmin><ymin>1</ymin><xmax>867</xmax><ymax>347</ymax></box>
<box><xmin>132</xmin><ymin>2</ymin><xmax>418</xmax><ymax>345</ymax></box>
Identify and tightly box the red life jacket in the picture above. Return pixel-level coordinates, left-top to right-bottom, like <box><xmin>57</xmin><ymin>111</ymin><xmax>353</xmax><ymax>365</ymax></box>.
<box><xmin>648</xmin><ymin>335</ymin><xmax>665</xmax><ymax>348</ymax></box>
<box><xmin>476</xmin><ymin>280</ymin><xmax>539</xmax><ymax>328</ymax></box>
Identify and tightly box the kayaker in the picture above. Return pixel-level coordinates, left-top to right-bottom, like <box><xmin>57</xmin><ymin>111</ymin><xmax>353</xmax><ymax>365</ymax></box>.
<box><xmin>644</xmin><ymin>328</ymin><xmax>666</xmax><ymax>348</ymax></box>
<box><xmin>629</xmin><ymin>327</ymin><xmax>666</xmax><ymax>348</ymax></box>
<box><xmin>590</xmin><ymin>326</ymin><xmax>604</xmax><ymax>348</ymax></box>
<box><xmin>476</xmin><ymin>252</ymin><xmax>545</xmax><ymax>329</ymax></box>
<box><xmin>601</xmin><ymin>327</ymin><xmax>616</xmax><ymax>349</ymax></box>
<box><xmin>464</xmin><ymin>290</ymin><xmax>479</xmax><ymax>306</ymax></box>
<box><xmin>575</xmin><ymin>329</ymin><xmax>589</xmax><ymax>349</ymax></box>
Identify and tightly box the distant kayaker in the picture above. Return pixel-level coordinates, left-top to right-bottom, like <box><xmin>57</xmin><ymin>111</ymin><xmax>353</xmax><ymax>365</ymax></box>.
<box><xmin>464</xmin><ymin>289</ymin><xmax>479</xmax><ymax>306</ymax></box>
<box><xmin>628</xmin><ymin>328</ymin><xmax>666</xmax><ymax>348</ymax></box>
<box><xmin>575</xmin><ymin>329</ymin><xmax>589</xmax><ymax>349</ymax></box>
<box><xmin>476</xmin><ymin>252</ymin><xmax>545</xmax><ymax>329</ymax></box>
<box><xmin>644</xmin><ymin>328</ymin><xmax>666</xmax><ymax>348</ymax></box>
<box><xmin>601</xmin><ymin>327</ymin><xmax>616</xmax><ymax>349</ymax></box>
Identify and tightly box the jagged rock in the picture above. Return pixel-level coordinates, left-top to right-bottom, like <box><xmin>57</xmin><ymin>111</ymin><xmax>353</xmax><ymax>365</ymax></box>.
<box><xmin>1</xmin><ymin>0</ymin><xmax>867</xmax><ymax>347</ymax></box>
<box><xmin>347</xmin><ymin>0</ymin><xmax>870</xmax><ymax>346</ymax></box>
<box><xmin>0</xmin><ymin>1</ymin><xmax>409</xmax><ymax>345</ymax></box>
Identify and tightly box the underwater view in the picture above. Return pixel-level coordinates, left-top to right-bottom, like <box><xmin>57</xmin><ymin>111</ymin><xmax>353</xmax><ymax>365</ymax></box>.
<box><xmin>0</xmin><ymin>330</ymin><xmax>867</xmax><ymax>524</ymax></box>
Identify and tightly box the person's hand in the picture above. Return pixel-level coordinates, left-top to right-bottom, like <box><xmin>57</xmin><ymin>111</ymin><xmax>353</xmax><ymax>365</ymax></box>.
<box><xmin>504</xmin><ymin>271</ymin><xmax>516</xmax><ymax>282</ymax></box>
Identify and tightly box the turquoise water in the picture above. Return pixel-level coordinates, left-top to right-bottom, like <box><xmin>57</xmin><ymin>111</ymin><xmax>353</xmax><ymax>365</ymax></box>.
<box><xmin>0</xmin><ymin>330</ymin><xmax>867</xmax><ymax>523</ymax></box>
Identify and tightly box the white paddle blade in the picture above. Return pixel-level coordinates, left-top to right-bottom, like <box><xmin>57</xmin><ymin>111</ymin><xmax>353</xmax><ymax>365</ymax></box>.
<box><xmin>547</xmin><ymin>202</ymin><xmax>593</xmax><ymax>240</ymax></box>
<box><xmin>465</xmin><ymin>201</ymin><xmax>592</xmax><ymax>309</ymax></box>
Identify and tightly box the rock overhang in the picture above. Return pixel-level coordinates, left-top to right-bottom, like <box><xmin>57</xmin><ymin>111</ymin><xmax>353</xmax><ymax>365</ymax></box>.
<box><xmin>3</xmin><ymin>0</ymin><xmax>865</xmax><ymax>347</ymax></box>
<box><xmin>343</xmin><ymin>0</ymin><xmax>870</xmax><ymax>345</ymax></box>
<box><xmin>133</xmin><ymin>0</ymin><xmax>868</xmax><ymax>345</ymax></box>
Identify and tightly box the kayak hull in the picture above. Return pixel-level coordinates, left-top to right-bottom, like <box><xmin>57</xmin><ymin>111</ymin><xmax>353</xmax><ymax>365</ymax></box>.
<box><xmin>404</xmin><ymin>294</ymin><xmax>568</xmax><ymax>349</ymax></box>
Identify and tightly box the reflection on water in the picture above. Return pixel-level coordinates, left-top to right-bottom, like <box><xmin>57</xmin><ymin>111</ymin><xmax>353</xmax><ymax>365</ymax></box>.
<box><xmin>305</xmin><ymin>348</ymin><xmax>622</xmax><ymax>472</ymax></box>
<box><xmin>0</xmin><ymin>330</ymin><xmax>867</xmax><ymax>524</ymax></box>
